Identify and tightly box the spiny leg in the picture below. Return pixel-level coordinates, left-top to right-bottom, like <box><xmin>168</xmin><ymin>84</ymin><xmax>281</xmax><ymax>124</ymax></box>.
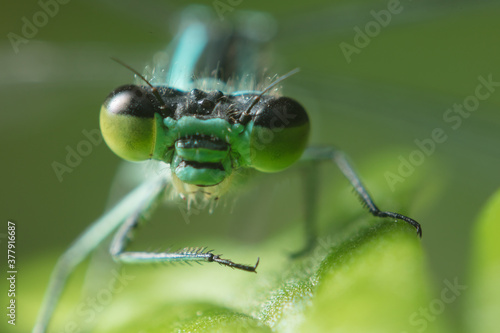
<box><xmin>301</xmin><ymin>146</ymin><xmax>422</xmax><ymax>237</ymax></box>
<box><xmin>109</xmin><ymin>205</ymin><xmax>259</xmax><ymax>272</ymax></box>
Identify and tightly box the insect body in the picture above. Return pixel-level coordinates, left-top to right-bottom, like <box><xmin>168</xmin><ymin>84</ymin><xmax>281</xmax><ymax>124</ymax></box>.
<box><xmin>33</xmin><ymin>6</ymin><xmax>421</xmax><ymax>333</ymax></box>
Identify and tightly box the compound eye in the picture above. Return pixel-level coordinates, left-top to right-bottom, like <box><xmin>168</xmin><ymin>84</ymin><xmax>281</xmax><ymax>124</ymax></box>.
<box><xmin>249</xmin><ymin>97</ymin><xmax>310</xmax><ymax>172</ymax></box>
<box><xmin>100</xmin><ymin>85</ymin><xmax>157</xmax><ymax>161</ymax></box>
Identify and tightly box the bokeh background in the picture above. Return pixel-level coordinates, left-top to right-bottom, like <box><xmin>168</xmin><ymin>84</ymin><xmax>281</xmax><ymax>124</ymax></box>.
<box><xmin>1</xmin><ymin>0</ymin><xmax>499</xmax><ymax>332</ymax></box>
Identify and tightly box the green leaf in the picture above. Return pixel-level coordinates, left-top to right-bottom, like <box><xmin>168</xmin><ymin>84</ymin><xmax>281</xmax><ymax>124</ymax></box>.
<box><xmin>262</xmin><ymin>222</ymin><xmax>449</xmax><ymax>333</ymax></box>
<box><xmin>88</xmin><ymin>220</ymin><xmax>447</xmax><ymax>333</ymax></box>
<box><xmin>466</xmin><ymin>188</ymin><xmax>500</xmax><ymax>333</ymax></box>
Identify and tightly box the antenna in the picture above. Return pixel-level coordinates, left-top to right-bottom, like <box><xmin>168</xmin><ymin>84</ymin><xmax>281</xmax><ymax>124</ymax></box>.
<box><xmin>111</xmin><ymin>57</ymin><xmax>167</xmax><ymax>109</ymax></box>
<box><xmin>238</xmin><ymin>68</ymin><xmax>300</xmax><ymax>125</ymax></box>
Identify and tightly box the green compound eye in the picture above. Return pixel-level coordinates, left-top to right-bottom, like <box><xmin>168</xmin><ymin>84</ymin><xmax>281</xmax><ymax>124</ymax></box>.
<box><xmin>249</xmin><ymin>97</ymin><xmax>310</xmax><ymax>172</ymax></box>
<box><xmin>100</xmin><ymin>85</ymin><xmax>157</xmax><ymax>162</ymax></box>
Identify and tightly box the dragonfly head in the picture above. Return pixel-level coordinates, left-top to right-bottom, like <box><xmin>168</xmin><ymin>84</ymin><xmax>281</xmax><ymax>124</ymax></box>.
<box><xmin>100</xmin><ymin>84</ymin><xmax>310</xmax><ymax>189</ymax></box>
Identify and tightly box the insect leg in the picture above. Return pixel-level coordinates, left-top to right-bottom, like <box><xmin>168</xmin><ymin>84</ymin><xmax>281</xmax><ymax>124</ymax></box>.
<box><xmin>109</xmin><ymin>202</ymin><xmax>259</xmax><ymax>272</ymax></box>
<box><xmin>32</xmin><ymin>176</ymin><xmax>167</xmax><ymax>333</ymax></box>
<box><xmin>301</xmin><ymin>146</ymin><xmax>422</xmax><ymax>237</ymax></box>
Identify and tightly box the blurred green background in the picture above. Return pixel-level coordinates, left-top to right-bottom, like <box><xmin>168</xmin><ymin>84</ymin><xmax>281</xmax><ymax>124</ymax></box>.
<box><xmin>1</xmin><ymin>0</ymin><xmax>499</xmax><ymax>332</ymax></box>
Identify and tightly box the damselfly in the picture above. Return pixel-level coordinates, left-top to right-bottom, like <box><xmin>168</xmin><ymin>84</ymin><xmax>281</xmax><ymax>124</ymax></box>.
<box><xmin>33</xmin><ymin>5</ymin><xmax>421</xmax><ymax>333</ymax></box>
